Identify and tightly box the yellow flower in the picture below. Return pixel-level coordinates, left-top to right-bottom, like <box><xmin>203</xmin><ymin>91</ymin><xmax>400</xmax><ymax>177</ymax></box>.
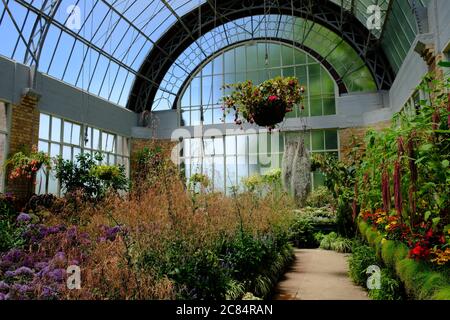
<box><xmin>376</xmin><ymin>218</ymin><xmax>384</xmax><ymax>224</ymax></box>
<box><xmin>381</xmin><ymin>238</ymin><xmax>387</xmax><ymax>245</ymax></box>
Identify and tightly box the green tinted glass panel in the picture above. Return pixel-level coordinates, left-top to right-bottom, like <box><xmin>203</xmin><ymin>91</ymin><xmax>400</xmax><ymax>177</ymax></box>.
<box><xmin>312</xmin><ymin>131</ymin><xmax>324</xmax><ymax>150</ymax></box>
<box><xmin>323</xmin><ymin>98</ymin><xmax>336</xmax><ymax>115</ymax></box>
<box><xmin>325</xmin><ymin>130</ymin><xmax>338</xmax><ymax>150</ymax></box>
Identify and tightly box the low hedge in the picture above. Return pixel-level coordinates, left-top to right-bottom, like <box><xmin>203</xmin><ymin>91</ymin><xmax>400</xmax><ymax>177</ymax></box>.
<box><xmin>357</xmin><ymin>220</ymin><xmax>450</xmax><ymax>300</ymax></box>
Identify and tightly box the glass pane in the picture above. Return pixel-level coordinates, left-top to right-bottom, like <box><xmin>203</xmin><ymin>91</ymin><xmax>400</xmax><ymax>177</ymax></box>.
<box><xmin>71</xmin><ymin>124</ymin><xmax>81</xmax><ymax>146</ymax></box>
<box><xmin>312</xmin><ymin>131</ymin><xmax>325</xmax><ymax>151</ymax></box>
<box><xmin>236</xmin><ymin>135</ymin><xmax>247</xmax><ymax>155</ymax></box>
<box><xmin>225</xmin><ymin>136</ymin><xmax>236</xmax><ymax>155</ymax></box>
<box><xmin>63</xmin><ymin>122</ymin><xmax>72</xmax><ymax>144</ymax></box>
<box><xmin>313</xmin><ymin>171</ymin><xmax>326</xmax><ymax>189</ymax></box>
<box><xmin>39</xmin><ymin>114</ymin><xmax>50</xmax><ymax>140</ymax></box>
<box><xmin>214</xmin><ymin>137</ymin><xmax>224</xmax><ymax>155</ymax></box>
<box><xmin>62</xmin><ymin>146</ymin><xmax>71</xmax><ymax>160</ymax></box>
<box><xmin>92</xmin><ymin>129</ymin><xmax>100</xmax><ymax>150</ymax></box>
<box><xmin>325</xmin><ymin>130</ymin><xmax>338</xmax><ymax>150</ymax></box>
<box><xmin>225</xmin><ymin>156</ymin><xmax>237</xmax><ymax>187</ymax></box>
<box><xmin>323</xmin><ymin>98</ymin><xmax>336</xmax><ymax>115</ymax></box>
<box><xmin>310</xmin><ymin>98</ymin><xmax>323</xmax><ymax>116</ymax></box>
<box><xmin>51</xmin><ymin>117</ymin><xmax>61</xmax><ymax>142</ymax></box>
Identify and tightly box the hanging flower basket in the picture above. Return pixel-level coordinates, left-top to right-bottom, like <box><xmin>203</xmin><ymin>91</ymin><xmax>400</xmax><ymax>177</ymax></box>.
<box><xmin>222</xmin><ymin>77</ymin><xmax>305</xmax><ymax>129</ymax></box>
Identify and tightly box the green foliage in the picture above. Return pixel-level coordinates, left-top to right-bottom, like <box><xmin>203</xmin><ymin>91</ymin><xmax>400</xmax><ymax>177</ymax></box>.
<box><xmin>133</xmin><ymin>145</ymin><xmax>164</xmax><ymax>188</ymax></box>
<box><xmin>348</xmin><ymin>241</ymin><xmax>379</xmax><ymax>287</ymax></box>
<box><xmin>369</xmin><ymin>268</ymin><xmax>404</xmax><ymax>300</ymax></box>
<box><xmin>288</xmin><ymin>217</ymin><xmax>317</xmax><ymax>248</ymax></box>
<box><xmin>319</xmin><ymin>232</ymin><xmax>352</xmax><ymax>253</ymax></box>
<box><xmin>356</xmin><ymin>72</ymin><xmax>450</xmax><ymax>240</ymax></box>
<box><xmin>189</xmin><ymin>173</ymin><xmax>211</xmax><ymax>193</ymax></box>
<box><xmin>433</xmin><ymin>287</ymin><xmax>450</xmax><ymax>300</ymax></box>
<box><xmin>241</xmin><ymin>168</ymin><xmax>282</xmax><ymax>194</ymax></box>
<box><xmin>305</xmin><ymin>186</ymin><xmax>335</xmax><ymax>208</ymax></box>
<box><xmin>0</xmin><ymin>195</ymin><xmax>24</xmax><ymax>252</ymax></box>
<box><xmin>138</xmin><ymin>230</ymin><xmax>294</xmax><ymax>300</ymax></box>
<box><xmin>312</xmin><ymin>154</ymin><xmax>357</xmax><ymax>237</ymax></box>
<box><xmin>54</xmin><ymin>152</ymin><xmax>128</xmax><ymax>201</ymax></box>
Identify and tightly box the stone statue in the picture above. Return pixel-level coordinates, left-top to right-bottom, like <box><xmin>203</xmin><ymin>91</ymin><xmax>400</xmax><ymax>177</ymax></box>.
<box><xmin>282</xmin><ymin>133</ymin><xmax>311</xmax><ymax>206</ymax></box>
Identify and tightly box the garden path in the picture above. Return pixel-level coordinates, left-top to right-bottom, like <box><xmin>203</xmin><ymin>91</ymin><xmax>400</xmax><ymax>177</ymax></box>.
<box><xmin>273</xmin><ymin>249</ymin><xmax>369</xmax><ymax>300</ymax></box>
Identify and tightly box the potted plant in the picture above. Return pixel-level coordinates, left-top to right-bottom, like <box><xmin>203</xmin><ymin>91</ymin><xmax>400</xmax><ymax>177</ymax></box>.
<box><xmin>222</xmin><ymin>76</ymin><xmax>305</xmax><ymax>130</ymax></box>
<box><xmin>6</xmin><ymin>146</ymin><xmax>51</xmax><ymax>181</ymax></box>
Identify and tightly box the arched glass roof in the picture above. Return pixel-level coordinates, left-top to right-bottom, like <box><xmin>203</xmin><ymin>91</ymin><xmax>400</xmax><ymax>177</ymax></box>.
<box><xmin>0</xmin><ymin>0</ymin><xmax>425</xmax><ymax>110</ymax></box>
<box><xmin>152</xmin><ymin>14</ymin><xmax>378</xmax><ymax>110</ymax></box>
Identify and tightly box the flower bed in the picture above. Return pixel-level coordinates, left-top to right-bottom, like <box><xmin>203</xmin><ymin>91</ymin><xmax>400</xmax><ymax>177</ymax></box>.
<box><xmin>357</xmin><ymin>219</ymin><xmax>450</xmax><ymax>300</ymax></box>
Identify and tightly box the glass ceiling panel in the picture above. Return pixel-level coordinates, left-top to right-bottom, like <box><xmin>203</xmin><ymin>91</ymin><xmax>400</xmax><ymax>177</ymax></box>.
<box><xmin>154</xmin><ymin>14</ymin><xmax>377</xmax><ymax>109</ymax></box>
<box><xmin>0</xmin><ymin>0</ymin><xmax>392</xmax><ymax>108</ymax></box>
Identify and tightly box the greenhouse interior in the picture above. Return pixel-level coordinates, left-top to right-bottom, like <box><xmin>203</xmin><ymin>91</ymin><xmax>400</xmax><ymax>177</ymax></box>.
<box><xmin>0</xmin><ymin>0</ymin><xmax>449</xmax><ymax>302</ymax></box>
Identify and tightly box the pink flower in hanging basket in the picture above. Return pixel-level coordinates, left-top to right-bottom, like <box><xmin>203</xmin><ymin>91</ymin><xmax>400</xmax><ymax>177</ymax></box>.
<box><xmin>268</xmin><ymin>95</ymin><xmax>279</xmax><ymax>103</ymax></box>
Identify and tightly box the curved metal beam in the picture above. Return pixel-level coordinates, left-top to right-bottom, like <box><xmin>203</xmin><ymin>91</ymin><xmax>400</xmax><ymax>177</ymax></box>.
<box><xmin>127</xmin><ymin>0</ymin><xmax>395</xmax><ymax>112</ymax></box>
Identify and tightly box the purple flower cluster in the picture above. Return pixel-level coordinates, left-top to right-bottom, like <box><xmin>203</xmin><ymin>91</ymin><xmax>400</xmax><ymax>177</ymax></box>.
<box><xmin>0</xmin><ymin>248</ymin><xmax>71</xmax><ymax>300</ymax></box>
<box><xmin>16</xmin><ymin>213</ymin><xmax>31</xmax><ymax>223</ymax></box>
<box><xmin>0</xmin><ymin>224</ymin><xmax>92</xmax><ymax>300</ymax></box>
<box><xmin>99</xmin><ymin>225</ymin><xmax>127</xmax><ymax>242</ymax></box>
<box><xmin>22</xmin><ymin>224</ymin><xmax>66</xmax><ymax>245</ymax></box>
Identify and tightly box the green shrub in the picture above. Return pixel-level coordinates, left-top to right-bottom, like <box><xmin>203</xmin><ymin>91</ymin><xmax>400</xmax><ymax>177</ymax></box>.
<box><xmin>305</xmin><ymin>186</ymin><xmax>335</xmax><ymax>208</ymax></box>
<box><xmin>433</xmin><ymin>287</ymin><xmax>450</xmax><ymax>300</ymax></box>
<box><xmin>336</xmin><ymin>194</ymin><xmax>355</xmax><ymax>237</ymax></box>
<box><xmin>139</xmin><ymin>241</ymin><xmax>231</xmax><ymax>300</ymax></box>
<box><xmin>221</xmin><ymin>232</ymin><xmax>294</xmax><ymax>298</ymax></box>
<box><xmin>331</xmin><ymin>238</ymin><xmax>353</xmax><ymax>253</ymax></box>
<box><xmin>348</xmin><ymin>241</ymin><xmax>379</xmax><ymax>287</ymax></box>
<box><xmin>319</xmin><ymin>232</ymin><xmax>338</xmax><ymax>250</ymax></box>
<box><xmin>54</xmin><ymin>152</ymin><xmax>128</xmax><ymax>201</ymax></box>
<box><xmin>368</xmin><ymin>268</ymin><xmax>404</xmax><ymax>300</ymax></box>
<box><xmin>288</xmin><ymin>217</ymin><xmax>317</xmax><ymax>248</ymax></box>
<box><xmin>319</xmin><ymin>233</ymin><xmax>352</xmax><ymax>253</ymax></box>
<box><xmin>0</xmin><ymin>195</ymin><xmax>25</xmax><ymax>252</ymax></box>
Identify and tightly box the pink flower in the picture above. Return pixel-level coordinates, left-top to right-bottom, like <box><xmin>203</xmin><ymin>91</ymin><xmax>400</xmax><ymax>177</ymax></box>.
<box><xmin>268</xmin><ymin>95</ymin><xmax>279</xmax><ymax>102</ymax></box>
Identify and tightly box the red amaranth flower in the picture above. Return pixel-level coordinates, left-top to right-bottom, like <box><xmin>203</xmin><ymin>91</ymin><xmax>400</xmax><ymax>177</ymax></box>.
<box><xmin>393</xmin><ymin>160</ymin><xmax>402</xmax><ymax>215</ymax></box>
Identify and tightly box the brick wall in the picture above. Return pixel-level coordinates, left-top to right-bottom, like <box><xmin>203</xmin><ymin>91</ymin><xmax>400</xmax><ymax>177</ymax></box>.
<box><xmin>6</xmin><ymin>91</ymin><xmax>40</xmax><ymax>201</ymax></box>
<box><xmin>339</xmin><ymin>121</ymin><xmax>391</xmax><ymax>163</ymax></box>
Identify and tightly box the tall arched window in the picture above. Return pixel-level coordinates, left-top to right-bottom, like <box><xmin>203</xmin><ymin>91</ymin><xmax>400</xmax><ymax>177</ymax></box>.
<box><xmin>179</xmin><ymin>41</ymin><xmax>340</xmax><ymax>192</ymax></box>
<box><xmin>179</xmin><ymin>41</ymin><xmax>337</xmax><ymax>126</ymax></box>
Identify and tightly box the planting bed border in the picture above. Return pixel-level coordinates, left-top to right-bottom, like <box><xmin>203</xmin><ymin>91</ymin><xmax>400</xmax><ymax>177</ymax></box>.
<box><xmin>357</xmin><ymin>220</ymin><xmax>450</xmax><ymax>300</ymax></box>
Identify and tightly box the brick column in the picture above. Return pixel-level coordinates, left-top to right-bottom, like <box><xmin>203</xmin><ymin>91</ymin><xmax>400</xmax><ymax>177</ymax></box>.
<box><xmin>339</xmin><ymin>121</ymin><xmax>391</xmax><ymax>164</ymax></box>
<box><xmin>6</xmin><ymin>88</ymin><xmax>41</xmax><ymax>202</ymax></box>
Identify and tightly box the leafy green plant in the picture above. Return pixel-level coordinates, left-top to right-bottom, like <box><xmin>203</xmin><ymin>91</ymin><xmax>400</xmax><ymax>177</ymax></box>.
<box><xmin>305</xmin><ymin>186</ymin><xmax>335</xmax><ymax>208</ymax></box>
<box><xmin>0</xmin><ymin>195</ymin><xmax>26</xmax><ymax>252</ymax></box>
<box><xmin>368</xmin><ymin>268</ymin><xmax>404</xmax><ymax>300</ymax></box>
<box><xmin>348</xmin><ymin>240</ymin><xmax>379</xmax><ymax>287</ymax></box>
<box><xmin>312</xmin><ymin>154</ymin><xmax>357</xmax><ymax>237</ymax></box>
<box><xmin>288</xmin><ymin>217</ymin><xmax>317</xmax><ymax>248</ymax></box>
<box><xmin>54</xmin><ymin>152</ymin><xmax>128</xmax><ymax>201</ymax></box>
